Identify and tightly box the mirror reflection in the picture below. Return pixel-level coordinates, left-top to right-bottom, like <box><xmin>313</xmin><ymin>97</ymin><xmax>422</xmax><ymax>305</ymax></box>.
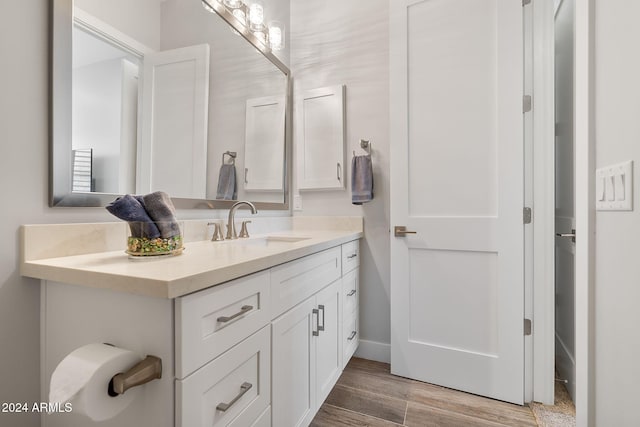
<box><xmin>58</xmin><ymin>0</ymin><xmax>289</xmax><ymax>206</ymax></box>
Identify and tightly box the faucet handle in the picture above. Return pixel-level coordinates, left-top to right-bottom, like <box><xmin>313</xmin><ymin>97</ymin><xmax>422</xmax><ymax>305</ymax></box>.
<box><xmin>239</xmin><ymin>221</ymin><xmax>252</xmax><ymax>238</ymax></box>
<box><xmin>208</xmin><ymin>222</ymin><xmax>224</xmax><ymax>241</ymax></box>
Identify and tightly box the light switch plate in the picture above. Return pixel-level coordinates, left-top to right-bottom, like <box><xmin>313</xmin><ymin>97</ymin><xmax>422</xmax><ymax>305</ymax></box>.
<box><xmin>596</xmin><ymin>160</ymin><xmax>633</xmax><ymax>211</ymax></box>
<box><xmin>293</xmin><ymin>194</ymin><xmax>303</xmax><ymax>211</ymax></box>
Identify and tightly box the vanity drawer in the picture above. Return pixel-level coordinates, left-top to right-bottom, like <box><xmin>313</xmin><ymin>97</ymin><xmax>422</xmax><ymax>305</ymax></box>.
<box><xmin>343</xmin><ymin>311</ymin><xmax>359</xmax><ymax>369</ymax></box>
<box><xmin>176</xmin><ymin>326</ymin><xmax>270</xmax><ymax>427</ymax></box>
<box><xmin>342</xmin><ymin>240</ymin><xmax>360</xmax><ymax>275</ymax></box>
<box><xmin>176</xmin><ymin>270</ymin><xmax>271</xmax><ymax>378</ymax></box>
<box><xmin>270</xmin><ymin>246</ymin><xmax>341</xmax><ymax>318</ymax></box>
<box><xmin>342</xmin><ymin>269</ymin><xmax>359</xmax><ymax>316</ymax></box>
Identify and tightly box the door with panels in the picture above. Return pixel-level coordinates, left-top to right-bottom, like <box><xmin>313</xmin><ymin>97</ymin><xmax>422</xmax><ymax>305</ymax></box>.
<box><xmin>390</xmin><ymin>0</ymin><xmax>525</xmax><ymax>404</ymax></box>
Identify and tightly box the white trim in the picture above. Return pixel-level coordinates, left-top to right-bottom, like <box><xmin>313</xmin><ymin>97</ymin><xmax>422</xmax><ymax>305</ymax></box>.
<box><xmin>531</xmin><ymin>0</ymin><xmax>556</xmax><ymax>406</ymax></box>
<box><xmin>354</xmin><ymin>340</ymin><xmax>391</xmax><ymax>364</ymax></box>
<box><xmin>574</xmin><ymin>0</ymin><xmax>595</xmax><ymax>425</ymax></box>
<box><xmin>73</xmin><ymin>7</ymin><xmax>155</xmax><ymax>57</ymax></box>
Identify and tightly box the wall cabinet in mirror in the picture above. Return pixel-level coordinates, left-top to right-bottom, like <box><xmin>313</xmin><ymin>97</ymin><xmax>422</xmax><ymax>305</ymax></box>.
<box><xmin>297</xmin><ymin>85</ymin><xmax>346</xmax><ymax>191</ymax></box>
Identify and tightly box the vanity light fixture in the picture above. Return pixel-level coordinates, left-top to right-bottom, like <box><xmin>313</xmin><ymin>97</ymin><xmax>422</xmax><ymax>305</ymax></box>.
<box><xmin>202</xmin><ymin>0</ymin><xmax>285</xmax><ymax>52</ymax></box>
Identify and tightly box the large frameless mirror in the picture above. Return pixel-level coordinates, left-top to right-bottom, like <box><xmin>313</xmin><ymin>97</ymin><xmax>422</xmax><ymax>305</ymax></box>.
<box><xmin>50</xmin><ymin>0</ymin><xmax>290</xmax><ymax>209</ymax></box>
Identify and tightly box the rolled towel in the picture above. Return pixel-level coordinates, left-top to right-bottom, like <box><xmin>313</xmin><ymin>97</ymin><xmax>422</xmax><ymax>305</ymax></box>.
<box><xmin>216</xmin><ymin>164</ymin><xmax>237</xmax><ymax>200</ymax></box>
<box><xmin>138</xmin><ymin>191</ymin><xmax>181</xmax><ymax>238</ymax></box>
<box><xmin>351</xmin><ymin>154</ymin><xmax>374</xmax><ymax>205</ymax></box>
<box><xmin>106</xmin><ymin>195</ymin><xmax>161</xmax><ymax>239</ymax></box>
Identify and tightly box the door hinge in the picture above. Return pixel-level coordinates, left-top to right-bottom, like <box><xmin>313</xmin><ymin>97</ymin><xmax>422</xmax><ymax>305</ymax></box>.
<box><xmin>523</xmin><ymin>0</ymin><xmax>531</xmax><ymax>6</ymax></box>
<box><xmin>523</xmin><ymin>95</ymin><xmax>532</xmax><ymax>113</ymax></box>
<box><xmin>524</xmin><ymin>319</ymin><xmax>532</xmax><ymax>336</ymax></box>
<box><xmin>523</xmin><ymin>207</ymin><xmax>532</xmax><ymax>224</ymax></box>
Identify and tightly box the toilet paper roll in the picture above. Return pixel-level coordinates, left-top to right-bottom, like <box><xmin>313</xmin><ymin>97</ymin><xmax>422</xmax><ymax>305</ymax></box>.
<box><xmin>49</xmin><ymin>343</ymin><xmax>141</xmax><ymax>421</ymax></box>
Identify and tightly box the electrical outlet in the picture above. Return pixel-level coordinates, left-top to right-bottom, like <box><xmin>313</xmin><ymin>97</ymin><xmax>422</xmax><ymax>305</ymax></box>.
<box><xmin>293</xmin><ymin>195</ymin><xmax>303</xmax><ymax>211</ymax></box>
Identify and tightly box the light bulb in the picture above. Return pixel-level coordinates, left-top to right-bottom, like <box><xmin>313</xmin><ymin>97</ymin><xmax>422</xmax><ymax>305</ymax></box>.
<box><xmin>268</xmin><ymin>21</ymin><xmax>284</xmax><ymax>51</ymax></box>
<box><xmin>232</xmin><ymin>7</ymin><xmax>246</xmax><ymax>26</ymax></box>
<box><xmin>223</xmin><ymin>0</ymin><xmax>242</xmax><ymax>8</ymax></box>
<box><xmin>248</xmin><ymin>1</ymin><xmax>264</xmax><ymax>31</ymax></box>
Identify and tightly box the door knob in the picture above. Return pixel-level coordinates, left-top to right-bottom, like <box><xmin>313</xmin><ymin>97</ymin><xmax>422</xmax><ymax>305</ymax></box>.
<box><xmin>394</xmin><ymin>226</ymin><xmax>417</xmax><ymax>237</ymax></box>
<box><xmin>555</xmin><ymin>229</ymin><xmax>576</xmax><ymax>243</ymax></box>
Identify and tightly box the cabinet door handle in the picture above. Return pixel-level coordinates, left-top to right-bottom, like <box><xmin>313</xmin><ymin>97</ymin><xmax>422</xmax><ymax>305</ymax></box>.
<box><xmin>318</xmin><ymin>305</ymin><xmax>325</xmax><ymax>332</ymax></box>
<box><xmin>347</xmin><ymin>290</ymin><xmax>356</xmax><ymax>297</ymax></box>
<box><xmin>337</xmin><ymin>163</ymin><xmax>341</xmax><ymax>182</ymax></box>
<box><xmin>245</xmin><ymin>168</ymin><xmax>249</xmax><ymax>184</ymax></box>
<box><xmin>217</xmin><ymin>305</ymin><xmax>253</xmax><ymax>323</ymax></box>
<box><xmin>216</xmin><ymin>382</ymin><xmax>252</xmax><ymax>412</ymax></box>
<box><xmin>347</xmin><ymin>253</ymin><xmax>357</xmax><ymax>259</ymax></box>
<box><xmin>312</xmin><ymin>308</ymin><xmax>319</xmax><ymax>336</ymax></box>
<box><xmin>347</xmin><ymin>331</ymin><xmax>357</xmax><ymax>341</ymax></box>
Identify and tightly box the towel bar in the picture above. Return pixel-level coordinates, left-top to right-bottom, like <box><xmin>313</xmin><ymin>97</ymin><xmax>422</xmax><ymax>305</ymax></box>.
<box><xmin>222</xmin><ymin>151</ymin><xmax>237</xmax><ymax>165</ymax></box>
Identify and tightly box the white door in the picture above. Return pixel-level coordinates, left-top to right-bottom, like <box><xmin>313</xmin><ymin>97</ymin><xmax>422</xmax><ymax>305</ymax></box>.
<box><xmin>390</xmin><ymin>0</ymin><xmax>525</xmax><ymax>404</ymax></box>
<box><xmin>315</xmin><ymin>280</ymin><xmax>342</xmax><ymax>405</ymax></box>
<box><xmin>554</xmin><ymin>0</ymin><xmax>576</xmax><ymax>401</ymax></box>
<box><xmin>272</xmin><ymin>297</ymin><xmax>317</xmax><ymax>427</ymax></box>
<box><xmin>139</xmin><ymin>44</ymin><xmax>209</xmax><ymax>199</ymax></box>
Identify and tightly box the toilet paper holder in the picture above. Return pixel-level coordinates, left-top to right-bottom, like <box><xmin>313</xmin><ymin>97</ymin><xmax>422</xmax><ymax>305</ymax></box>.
<box><xmin>107</xmin><ymin>355</ymin><xmax>162</xmax><ymax>397</ymax></box>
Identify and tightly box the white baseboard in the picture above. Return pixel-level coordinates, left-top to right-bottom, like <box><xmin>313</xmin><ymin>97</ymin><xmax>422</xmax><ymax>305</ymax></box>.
<box><xmin>354</xmin><ymin>339</ymin><xmax>391</xmax><ymax>364</ymax></box>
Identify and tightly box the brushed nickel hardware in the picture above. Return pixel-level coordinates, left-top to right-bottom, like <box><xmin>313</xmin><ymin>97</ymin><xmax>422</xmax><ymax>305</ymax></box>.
<box><xmin>555</xmin><ymin>229</ymin><xmax>576</xmax><ymax>243</ymax></box>
<box><xmin>318</xmin><ymin>305</ymin><xmax>325</xmax><ymax>332</ymax></box>
<box><xmin>354</xmin><ymin>139</ymin><xmax>372</xmax><ymax>157</ymax></box>
<box><xmin>555</xmin><ymin>378</ymin><xmax>569</xmax><ymax>384</ymax></box>
<box><xmin>222</xmin><ymin>151</ymin><xmax>237</xmax><ymax>165</ymax></box>
<box><xmin>347</xmin><ymin>331</ymin><xmax>357</xmax><ymax>341</ymax></box>
<box><xmin>523</xmin><ymin>0</ymin><xmax>531</xmax><ymax>6</ymax></box>
<box><xmin>312</xmin><ymin>309</ymin><xmax>319</xmax><ymax>336</ymax></box>
<box><xmin>394</xmin><ymin>226</ymin><xmax>417</xmax><ymax>237</ymax></box>
<box><xmin>239</xmin><ymin>220</ymin><xmax>252</xmax><ymax>238</ymax></box>
<box><xmin>347</xmin><ymin>253</ymin><xmax>357</xmax><ymax>259</ymax></box>
<box><xmin>108</xmin><ymin>355</ymin><xmax>162</xmax><ymax>396</ymax></box>
<box><xmin>524</xmin><ymin>319</ymin><xmax>532</xmax><ymax>336</ymax></box>
<box><xmin>216</xmin><ymin>382</ymin><xmax>252</xmax><ymax>412</ymax></box>
<box><xmin>337</xmin><ymin>163</ymin><xmax>341</xmax><ymax>182</ymax></box>
<box><xmin>523</xmin><ymin>95</ymin><xmax>532</xmax><ymax>112</ymax></box>
<box><xmin>523</xmin><ymin>207</ymin><xmax>532</xmax><ymax>224</ymax></box>
<box><xmin>347</xmin><ymin>290</ymin><xmax>357</xmax><ymax>297</ymax></box>
<box><xmin>226</xmin><ymin>201</ymin><xmax>258</xmax><ymax>240</ymax></box>
<box><xmin>244</xmin><ymin>168</ymin><xmax>249</xmax><ymax>184</ymax></box>
<box><xmin>217</xmin><ymin>305</ymin><xmax>254</xmax><ymax>323</ymax></box>
<box><xmin>208</xmin><ymin>222</ymin><xmax>224</xmax><ymax>241</ymax></box>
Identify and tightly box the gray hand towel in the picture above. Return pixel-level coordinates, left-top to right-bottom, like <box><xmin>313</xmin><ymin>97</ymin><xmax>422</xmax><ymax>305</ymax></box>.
<box><xmin>106</xmin><ymin>194</ymin><xmax>161</xmax><ymax>239</ymax></box>
<box><xmin>351</xmin><ymin>155</ymin><xmax>374</xmax><ymax>205</ymax></box>
<box><xmin>138</xmin><ymin>192</ymin><xmax>181</xmax><ymax>238</ymax></box>
<box><xmin>216</xmin><ymin>164</ymin><xmax>237</xmax><ymax>200</ymax></box>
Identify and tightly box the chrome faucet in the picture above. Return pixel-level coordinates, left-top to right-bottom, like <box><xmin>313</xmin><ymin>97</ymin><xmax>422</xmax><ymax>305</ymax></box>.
<box><xmin>226</xmin><ymin>201</ymin><xmax>258</xmax><ymax>239</ymax></box>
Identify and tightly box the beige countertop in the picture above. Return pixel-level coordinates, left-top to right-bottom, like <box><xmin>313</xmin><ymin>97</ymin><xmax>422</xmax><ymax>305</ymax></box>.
<box><xmin>21</xmin><ymin>222</ymin><xmax>362</xmax><ymax>299</ymax></box>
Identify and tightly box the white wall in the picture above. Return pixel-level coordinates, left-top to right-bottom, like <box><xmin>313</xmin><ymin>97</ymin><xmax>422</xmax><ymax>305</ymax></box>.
<box><xmin>594</xmin><ymin>1</ymin><xmax>640</xmax><ymax>424</ymax></box>
<box><xmin>290</xmin><ymin>0</ymin><xmax>391</xmax><ymax>356</ymax></box>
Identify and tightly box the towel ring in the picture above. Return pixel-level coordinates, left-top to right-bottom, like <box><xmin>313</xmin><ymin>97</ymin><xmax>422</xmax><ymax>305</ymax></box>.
<box><xmin>222</xmin><ymin>151</ymin><xmax>237</xmax><ymax>165</ymax></box>
<box><xmin>353</xmin><ymin>139</ymin><xmax>371</xmax><ymax>157</ymax></box>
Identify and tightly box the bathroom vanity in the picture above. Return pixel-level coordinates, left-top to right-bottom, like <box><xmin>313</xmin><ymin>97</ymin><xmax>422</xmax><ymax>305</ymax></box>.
<box><xmin>21</xmin><ymin>217</ymin><xmax>362</xmax><ymax>427</ymax></box>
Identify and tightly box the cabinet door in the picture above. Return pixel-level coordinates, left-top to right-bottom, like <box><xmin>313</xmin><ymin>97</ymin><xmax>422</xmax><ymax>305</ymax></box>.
<box><xmin>297</xmin><ymin>85</ymin><xmax>346</xmax><ymax>190</ymax></box>
<box><xmin>272</xmin><ymin>297</ymin><xmax>317</xmax><ymax>427</ymax></box>
<box><xmin>315</xmin><ymin>280</ymin><xmax>342</xmax><ymax>406</ymax></box>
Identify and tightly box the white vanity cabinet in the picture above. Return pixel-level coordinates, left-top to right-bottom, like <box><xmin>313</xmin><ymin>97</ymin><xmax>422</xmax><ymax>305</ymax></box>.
<box><xmin>35</xmin><ymin>235</ymin><xmax>360</xmax><ymax>427</ymax></box>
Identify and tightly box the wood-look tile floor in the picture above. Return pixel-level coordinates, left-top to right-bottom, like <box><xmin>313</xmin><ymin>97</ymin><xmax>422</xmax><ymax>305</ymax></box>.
<box><xmin>311</xmin><ymin>358</ymin><xmax>538</xmax><ymax>427</ymax></box>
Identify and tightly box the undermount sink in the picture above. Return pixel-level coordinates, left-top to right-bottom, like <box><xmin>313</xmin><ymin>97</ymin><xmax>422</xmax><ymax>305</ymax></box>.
<box><xmin>234</xmin><ymin>235</ymin><xmax>312</xmax><ymax>246</ymax></box>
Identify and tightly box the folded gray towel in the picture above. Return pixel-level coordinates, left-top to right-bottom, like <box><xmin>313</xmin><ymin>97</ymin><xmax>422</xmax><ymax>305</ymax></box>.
<box><xmin>106</xmin><ymin>194</ymin><xmax>161</xmax><ymax>238</ymax></box>
<box><xmin>216</xmin><ymin>164</ymin><xmax>237</xmax><ymax>200</ymax></box>
<box><xmin>138</xmin><ymin>192</ymin><xmax>181</xmax><ymax>238</ymax></box>
<box><xmin>351</xmin><ymin>155</ymin><xmax>374</xmax><ymax>205</ymax></box>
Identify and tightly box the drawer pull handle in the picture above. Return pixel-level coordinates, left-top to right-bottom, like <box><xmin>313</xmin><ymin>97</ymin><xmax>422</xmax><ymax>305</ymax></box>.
<box><xmin>217</xmin><ymin>305</ymin><xmax>254</xmax><ymax>323</ymax></box>
<box><xmin>312</xmin><ymin>309</ymin><xmax>319</xmax><ymax>336</ymax></box>
<box><xmin>347</xmin><ymin>253</ymin><xmax>357</xmax><ymax>259</ymax></box>
<box><xmin>347</xmin><ymin>290</ymin><xmax>357</xmax><ymax>297</ymax></box>
<box><xmin>347</xmin><ymin>331</ymin><xmax>357</xmax><ymax>341</ymax></box>
<box><xmin>318</xmin><ymin>305</ymin><xmax>325</xmax><ymax>332</ymax></box>
<box><xmin>216</xmin><ymin>382</ymin><xmax>253</xmax><ymax>412</ymax></box>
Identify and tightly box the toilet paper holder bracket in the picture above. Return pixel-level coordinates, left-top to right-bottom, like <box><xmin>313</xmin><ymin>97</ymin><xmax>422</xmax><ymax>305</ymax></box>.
<box><xmin>108</xmin><ymin>355</ymin><xmax>162</xmax><ymax>397</ymax></box>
